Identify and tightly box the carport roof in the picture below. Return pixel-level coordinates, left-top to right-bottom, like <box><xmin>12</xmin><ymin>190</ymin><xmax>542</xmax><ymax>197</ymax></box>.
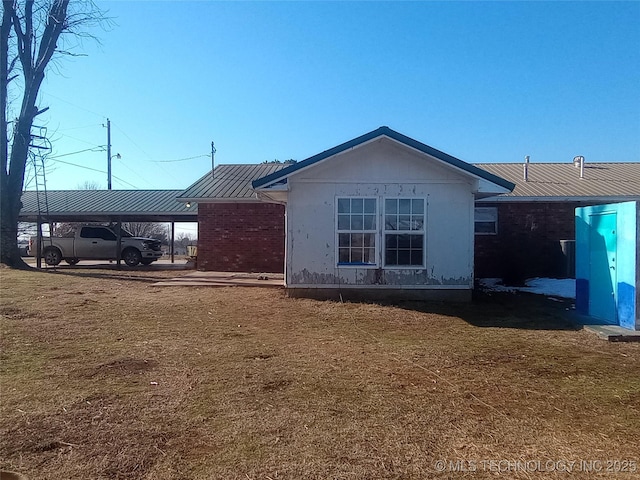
<box><xmin>19</xmin><ymin>189</ymin><xmax>198</xmax><ymax>222</ymax></box>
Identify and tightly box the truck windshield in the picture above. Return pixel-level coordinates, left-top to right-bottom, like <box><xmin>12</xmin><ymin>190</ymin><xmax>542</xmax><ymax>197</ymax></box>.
<box><xmin>120</xmin><ymin>229</ymin><xmax>133</xmax><ymax>237</ymax></box>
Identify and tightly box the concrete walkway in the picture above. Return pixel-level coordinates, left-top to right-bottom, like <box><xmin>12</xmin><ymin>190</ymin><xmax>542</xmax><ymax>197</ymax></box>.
<box><xmin>152</xmin><ymin>271</ymin><xmax>284</xmax><ymax>288</ymax></box>
<box><xmin>583</xmin><ymin>324</ymin><xmax>640</xmax><ymax>342</ymax></box>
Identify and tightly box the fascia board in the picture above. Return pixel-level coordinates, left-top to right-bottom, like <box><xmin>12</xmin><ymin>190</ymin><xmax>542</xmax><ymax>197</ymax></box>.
<box><xmin>476</xmin><ymin>195</ymin><xmax>640</xmax><ymax>203</ymax></box>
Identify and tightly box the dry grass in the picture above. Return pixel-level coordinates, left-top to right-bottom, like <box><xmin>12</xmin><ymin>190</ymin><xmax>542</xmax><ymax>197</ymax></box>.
<box><xmin>1</xmin><ymin>267</ymin><xmax>639</xmax><ymax>479</ymax></box>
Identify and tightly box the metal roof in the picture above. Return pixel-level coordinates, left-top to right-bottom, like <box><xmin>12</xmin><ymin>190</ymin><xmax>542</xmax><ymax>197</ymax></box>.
<box><xmin>177</xmin><ymin>163</ymin><xmax>288</xmax><ymax>201</ymax></box>
<box><xmin>19</xmin><ymin>189</ymin><xmax>198</xmax><ymax>222</ymax></box>
<box><xmin>475</xmin><ymin>162</ymin><xmax>640</xmax><ymax>200</ymax></box>
<box><xmin>252</xmin><ymin>126</ymin><xmax>516</xmax><ymax>191</ymax></box>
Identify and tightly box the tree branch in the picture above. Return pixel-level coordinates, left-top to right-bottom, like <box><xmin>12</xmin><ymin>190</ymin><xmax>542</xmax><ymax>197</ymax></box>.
<box><xmin>35</xmin><ymin>0</ymin><xmax>69</xmax><ymax>73</ymax></box>
<box><xmin>10</xmin><ymin>2</ymin><xmax>31</xmax><ymax>76</ymax></box>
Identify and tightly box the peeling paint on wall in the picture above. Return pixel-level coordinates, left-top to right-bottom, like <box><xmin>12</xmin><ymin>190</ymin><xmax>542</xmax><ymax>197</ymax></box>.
<box><xmin>290</xmin><ymin>269</ymin><xmax>347</xmax><ymax>285</ymax></box>
<box><xmin>290</xmin><ymin>268</ymin><xmax>471</xmax><ymax>287</ymax></box>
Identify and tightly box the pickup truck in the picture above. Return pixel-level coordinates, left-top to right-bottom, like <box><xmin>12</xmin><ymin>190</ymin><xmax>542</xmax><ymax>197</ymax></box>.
<box><xmin>31</xmin><ymin>225</ymin><xmax>163</xmax><ymax>267</ymax></box>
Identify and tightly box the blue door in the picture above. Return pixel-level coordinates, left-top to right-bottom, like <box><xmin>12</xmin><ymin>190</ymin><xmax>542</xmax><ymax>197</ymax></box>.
<box><xmin>588</xmin><ymin>212</ymin><xmax>617</xmax><ymax>323</ymax></box>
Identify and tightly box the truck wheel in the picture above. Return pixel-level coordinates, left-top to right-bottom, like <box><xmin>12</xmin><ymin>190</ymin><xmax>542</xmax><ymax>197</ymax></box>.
<box><xmin>43</xmin><ymin>247</ymin><xmax>62</xmax><ymax>266</ymax></box>
<box><xmin>65</xmin><ymin>258</ymin><xmax>80</xmax><ymax>265</ymax></box>
<box><xmin>140</xmin><ymin>259</ymin><xmax>154</xmax><ymax>266</ymax></box>
<box><xmin>122</xmin><ymin>248</ymin><xmax>142</xmax><ymax>267</ymax></box>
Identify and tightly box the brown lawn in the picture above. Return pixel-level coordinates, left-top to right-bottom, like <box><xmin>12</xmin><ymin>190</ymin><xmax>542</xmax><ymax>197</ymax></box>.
<box><xmin>1</xmin><ymin>267</ymin><xmax>639</xmax><ymax>479</ymax></box>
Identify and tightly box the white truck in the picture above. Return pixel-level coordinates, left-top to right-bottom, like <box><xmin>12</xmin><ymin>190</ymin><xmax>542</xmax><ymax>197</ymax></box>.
<box><xmin>30</xmin><ymin>225</ymin><xmax>163</xmax><ymax>267</ymax></box>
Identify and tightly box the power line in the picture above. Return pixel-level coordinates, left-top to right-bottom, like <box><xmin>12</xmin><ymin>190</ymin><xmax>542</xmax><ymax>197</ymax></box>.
<box><xmin>42</xmin><ymin>92</ymin><xmax>106</xmax><ymax>119</ymax></box>
<box><xmin>154</xmin><ymin>154</ymin><xmax>210</xmax><ymax>163</ymax></box>
<box><xmin>59</xmin><ymin>124</ymin><xmax>103</xmax><ymax>132</ymax></box>
<box><xmin>49</xmin><ymin>147</ymin><xmax>104</xmax><ymax>159</ymax></box>
<box><xmin>48</xmin><ymin>157</ymin><xmax>140</xmax><ymax>189</ymax></box>
<box><xmin>111</xmin><ymin>176</ymin><xmax>140</xmax><ymax>189</ymax></box>
<box><xmin>57</xmin><ymin>132</ymin><xmax>105</xmax><ymax>148</ymax></box>
<box><xmin>48</xmin><ymin>157</ymin><xmax>106</xmax><ymax>174</ymax></box>
<box><xmin>112</xmin><ymin>157</ymin><xmax>157</xmax><ymax>189</ymax></box>
<box><xmin>111</xmin><ymin>121</ymin><xmax>174</xmax><ymax>179</ymax></box>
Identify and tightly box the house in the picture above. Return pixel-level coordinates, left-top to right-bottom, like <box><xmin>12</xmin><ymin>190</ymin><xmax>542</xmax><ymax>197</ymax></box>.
<box><xmin>179</xmin><ymin>128</ymin><xmax>514</xmax><ymax>299</ymax></box>
<box><xmin>242</xmin><ymin>126</ymin><xmax>513</xmax><ymax>300</ymax></box>
<box><xmin>474</xmin><ymin>161</ymin><xmax>640</xmax><ymax>283</ymax></box>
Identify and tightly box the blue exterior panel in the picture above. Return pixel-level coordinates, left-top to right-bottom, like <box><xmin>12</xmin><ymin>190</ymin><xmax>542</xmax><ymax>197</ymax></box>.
<box><xmin>618</xmin><ymin>282</ymin><xmax>636</xmax><ymax>330</ymax></box>
<box><xmin>576</xmin><ymin>278</ymin><xmax>589</xmax><ymax>314</ymax></box>
<box><xmin>575</xmin><ymin>201</ymin><xmax>638</xmax><ymax>330</ymax></box>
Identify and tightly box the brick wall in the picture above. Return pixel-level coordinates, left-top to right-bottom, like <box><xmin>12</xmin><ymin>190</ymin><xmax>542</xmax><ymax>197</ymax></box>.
<box><xmin>197</xmin><ymin>202</ymin><xmax>285</xmax><ymax>273</ymax></box>
<box><xmin>475</xmin><ymin>202</ymin><xmax>579</xmax><ymax>283</ymax></box>
<box><xmin>196</xmin><ymin>199</ymin><xmax>589</xmax><ymax>280</ymax></box>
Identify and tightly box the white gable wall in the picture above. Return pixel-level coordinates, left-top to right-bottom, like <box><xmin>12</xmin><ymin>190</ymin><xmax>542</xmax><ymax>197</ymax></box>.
<box><xmin>284</xmin><ymin>138</ymin><xmax>476</xmax><ymax>293</ymax></box>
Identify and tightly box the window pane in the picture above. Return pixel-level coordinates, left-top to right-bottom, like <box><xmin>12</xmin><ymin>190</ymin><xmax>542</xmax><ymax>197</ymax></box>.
<box><xmin>351</xmin><ymin>249</ymin><xmax>363</xmax><ymax>263</ymax></box>
<box><xmin>411</xmin><ymin>216</ymin><xmax>424</xmax><ymax>230</ymax></box>
<box><xmin>338</xmin><ymin>233</ymin><xmax>350</xmax><ymax>247</ymax></box>
<box><xmin>363</xmin><ymin>215</ymin><xmax>376</xmax><ymax>230</ymax></box>
<box><xmin>410</xmin><ymin>250</ymin><xmax>423</xmax><ymax>266</ymax></box>
<box><xmin>351</xmin><ymin>215</ymin><xmax>363</xmax><ymax>230</ymax></box>
<box><xmin>363</xmin><ymin>233</ymin><xmax>375</xmax><ymax>247</ymax></box>
<box><xmin>398</xmin><ymin>215</ymin><xmax>411</xmax><ymax>230</ymax></box>
<box><xmin>385</xmin><ymin>249</ymin><xmax>397</xmax><ymax>265</ymax></box>
<box><xmin>385</xmin><ymin>215</ymin><xmax>397</xmax><ymax>230</ymax></box>
<box><xmin>364</xmin><ymin>198</ymin><xmax>376</xmax><ymax>214</ymax></box>
<box><xmin>397</xmin><ymin>250</ymin><xmax>411</xmax><ymax>265</ymax></box>
<box><xmin>351</xmin><ymin>233</ymin><xmax>364</xmax><ymax>247</ymax></box>
<box><xmin>339</xmin><ymin>248</ymin><xmax>350</xmax><ymax>263</ymax></box>
<box><xmin>399</xmin><ymin>199</ymin><xmax>411</xmax><ymax>214</ymax></box>
<box><xmin>364</xmin><ymin>248</ymin><xmax>375</xmax><ymax>263</ymax></box>
<box><xmin>385</xmin><ymin>199</ymin><xmax>397</xmax><ymax>214</ymax></box>
<box><xmin>338</xmin><ymin>198</ymin><xmax>350</xmax><ymax>214</ymax></box>
<box><xmin>398</xmin><ymin>234</ymin><xmax>411</xmax><ymax>248</ymax></box>
<box><xmin>412</xmin><ymin>199</ymin><xmax>424</xmax><ymax>214</ymax></box>
<box><xmin>338</xmin><ymin>215</ymin><xmax>350</xmax><ymax>230</ymax></box>
<box><xmin>351</xmin><ymin>198</ymin><xmax>363</xmax><ymax>213</ymax></box>
<box><xmin>386</xmin><ymin>234</ymin><xmax>398</xmax><ymax>248</ymax></box>
<box><xmin>475</xmin><ymin>207</ymin><xmax>497</xmax><ymax>222</ymax></box>
<box><xmin>410</xmin><ymin>234</ymin><xmax>423</xmax><ymax>248</ymax></box>
<box><xmin>475</xmin><ymin>222</ymin><xmax>496</xmax><ymax>234</ymax></box>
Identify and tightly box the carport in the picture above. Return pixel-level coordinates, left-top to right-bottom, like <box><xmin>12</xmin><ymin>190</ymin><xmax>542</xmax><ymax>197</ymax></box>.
<box><xmin>19</xmin><ymin>190</ymin><xmax>198</xmax><ymax>268</ymax></box>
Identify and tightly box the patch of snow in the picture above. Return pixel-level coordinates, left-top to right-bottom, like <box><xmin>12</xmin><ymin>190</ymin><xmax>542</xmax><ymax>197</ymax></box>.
<box><xmin>479</xmin><ymin>278</ymin><xmax>575</xmax><ymax>299</ymax></box>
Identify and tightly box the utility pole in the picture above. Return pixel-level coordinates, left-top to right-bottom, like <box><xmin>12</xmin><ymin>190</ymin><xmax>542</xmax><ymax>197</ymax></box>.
<box><xmin>211</xmin><ymin>141</ymin><xmax>216</xmax><ymax>179</ymax></box>
<box><xmin>106</xmin><ymin>118</ymin><xmax>112</xmax><ymax>190</ymax></box>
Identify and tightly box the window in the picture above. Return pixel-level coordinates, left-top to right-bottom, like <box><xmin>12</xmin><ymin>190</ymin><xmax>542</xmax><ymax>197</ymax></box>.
<box><xmin>384</xmin><ymin>198</ymin><xmax>425</xmax><ymax>267</ymax></box>
<box><xmin>475</xmin><ymin>207</ymin><xmax>498</xmax><ymax>235</ymax></box>
<box><xmin>337</xmin><ymin>198</ymin><xmax>377</xmax><ymax>265</ymax></box>
<box><xmin>80</xmin><ymin>227</ymin><xmax>116</xmax><ymax>241</ymax></box>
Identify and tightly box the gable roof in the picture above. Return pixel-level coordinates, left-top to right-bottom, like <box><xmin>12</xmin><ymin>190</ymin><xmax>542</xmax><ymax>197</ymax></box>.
<box><xmin>19</xmin><ymin>189</ymin><xmax>197</xmax><ymax>222</ymax></box>
<box><xmin>177</xmin><ymin>163</ymin><xmax>288</xmax><ymax>202</ymax></box>
<box><xmin>477</xmin><ymin>162</ymin><xmax>640</xmax><ymax>201</ymax></box>
<box><xmin>252</xmin><ymin>126</ymin><xmax>515</xmax><ymax>191</ymax></box>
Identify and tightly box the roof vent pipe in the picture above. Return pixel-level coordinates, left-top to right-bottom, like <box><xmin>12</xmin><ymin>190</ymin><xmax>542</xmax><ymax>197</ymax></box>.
<box><xmin>523</xmin><ymin>155</ymin><xmax>530</xmax><ymax>182</ymax></box>
<box><xmin>573</xmin><ymin>155</ymin><xmax>585</xmax><ymax>178</ymax></box>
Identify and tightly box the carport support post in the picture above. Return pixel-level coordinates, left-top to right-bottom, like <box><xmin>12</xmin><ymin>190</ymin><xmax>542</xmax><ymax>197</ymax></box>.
<box><xmin>116</xmin><ymin>218</ymin><xmax>122</xmax><ymax>269</ymax></box>
<box><xmin>170</xmin><ymin>222</ymin><xmax>175</xmax><ymax>263</ymax></box>
<box><xmin>36</xmin><ymin>216</ymin><xmax>42</xmax><ymax>269</ymax></box>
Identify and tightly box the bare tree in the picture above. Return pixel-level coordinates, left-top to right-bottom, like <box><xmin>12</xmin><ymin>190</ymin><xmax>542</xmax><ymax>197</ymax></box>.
<box><xmin>1</xmin><ymin>0</ymin><xmax>106</xmax><ymax>268</ymax></box>
<box><xmin>122</xmin><ymin>222</ymin><xmax>168</xmax><ymax>244</ymax></box>
<box><xmin>77</xmin><ymin>179</ymin><xmax>100</xmax><ymax>190</ymax></box>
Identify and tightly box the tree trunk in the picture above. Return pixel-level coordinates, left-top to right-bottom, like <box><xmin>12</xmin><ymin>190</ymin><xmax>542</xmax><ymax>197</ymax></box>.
<box><xmin>0</xmin><ymin>189</ymin><xmax>29</xmax><ymax>268</ymax></box>
<box><xmin>1</xmin><ymin>0</ymin><xmax>70</xmax><ymax>269</ymax></box>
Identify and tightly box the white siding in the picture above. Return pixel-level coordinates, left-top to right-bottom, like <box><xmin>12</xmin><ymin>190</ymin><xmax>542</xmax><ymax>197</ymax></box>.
<box><xmin>285</xmin><ymin>138</ymin><xmax>475</xmax><ymax>289</ymax></box>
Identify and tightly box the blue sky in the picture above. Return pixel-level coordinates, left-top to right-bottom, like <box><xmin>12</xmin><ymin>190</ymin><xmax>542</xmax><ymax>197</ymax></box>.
<box><xmin>23</xmin><ymin>0</ymin><xmax>640</xmax><ymax>192</ymax></box>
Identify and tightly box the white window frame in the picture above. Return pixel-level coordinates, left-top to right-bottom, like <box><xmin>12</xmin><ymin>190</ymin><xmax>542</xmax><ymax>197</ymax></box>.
<box><xmin>383</xmin><ymin>197</ymin><xmax>426</xmax><ymax>269</ymax></box>
<box><xmin>335</xmin><ymin>197</ymin><xmax>379</xmax><ymax>268</ymax></box>
<box><xmin>474</xmin><ymin>207</ymin><xmax>498</xmax><ymax>235</ymax></box>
